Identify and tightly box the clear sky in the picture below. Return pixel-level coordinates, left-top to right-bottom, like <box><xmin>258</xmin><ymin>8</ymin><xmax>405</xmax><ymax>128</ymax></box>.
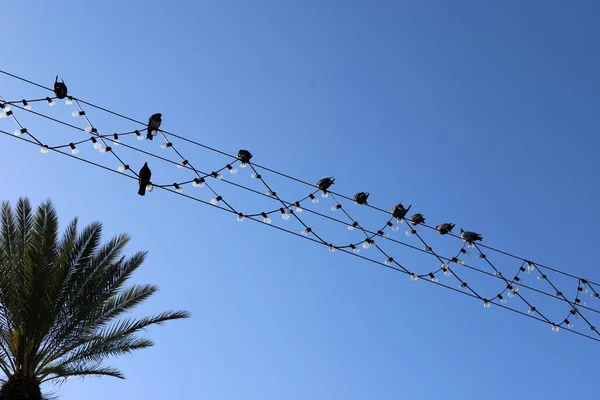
<box><xmin>1</xmin><ymin>1</ymin><xmax>600</xmax><ymax>399</ymax></box>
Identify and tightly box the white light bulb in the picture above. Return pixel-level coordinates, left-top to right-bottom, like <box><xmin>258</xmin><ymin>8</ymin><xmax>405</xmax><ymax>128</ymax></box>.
<box><xmin>301</xmin><ymin>228</ymin><xmax>310</xmax><ymax>236</ymax></box>
<box><xmin>0</xmin><ymin>113</ymin><xmax>7</xmax><ymax>119</ymax></box>
<box><xmin>240</xmin><ymin>162</ymin><xmax>247</xmax><ymax>168</ymax></box>
<box><xmin>14</xmin><ymin>129</ymin><xmax>24</xmax><ymax>136</ymax></box>
<box><xmin>552</xmin><ymin>325</ymin><xmax>560</xmax><ymax>333</ymax></box>
<box><xmin>362</xmin><ymin>241</ymin><xmax>371</xmax><ymax>250</ymax></box>
<box><xmin>237</xmin><ymin>214</ymin><xmax>244</xmax><ymax>222</ymax></box>
<box><xmin>431</xmin><ymin>276</ymin><xmax>438</xmax><ymax>283</ymax></box>
<box><xmin>322</xmin><ymin>191</ymin><xmax>329</xmax><ymax>198</ymax></box>
<box><xmin>175</xmin><ymin>186</ymin><xmax>183</xmax><ymax>194</ymax></box>
<box><xmin>500</xmin><ymin>298</ymin><xmax>507</xmax><ymax>304</ymax></box>
<box><xmin>483</xmin><ymin>300</ymin><xmax>491</xmax><ymax>308</ymax></box>
<box><xmin>71</xmin><ymin>147</ymin><xmax>79</xmax><ymax>155</ymax></box>
<box><xmin>527</xmin><ymin>264</ymin><xmax>535</xmax><ymax>273</ymax></box>
<box><xmin>352</xmin><ymin>247</ymin><xmax>360</xmax><ymax>254</ymax></box>
<box><xmin>251</xmin><ymin>173</ymin><xmax>258</xmax><ymax>179</ymax></box>
<box><xmin>48</xmin><ymin>100</ymin><xmax>55</xmax><ymax>106</ymax></box>
<box><xmin>528</xmin><ymin>307</ymin><xmax>535</xmax><ymax>315</ymax></box>
<box><xmin>137</xmin><ymin>134</ymin><xmax>144</xmax><ymax>141</ymax></box>
<box><xmin>72</xmin><ymin>111</ymin><xmax>81</xmax><ymax>117</ymax></box>
<box><xmin>84</xmin><ymin>126</ymin><xmax>93</xmax><ymax>133</ymax></box>
<box><xmin>2</xmin><ymin>105</ymin><xmax>10</xmax><ymax>112</ymax></box>
<box><xmin>444</xmin><ymin>270</ymin><xmax>451</xmax><ymax>277</ymax></box>
<box><xmin>263</xmin><ymin>217</ymin><xmax>272</xmax><ymax>224</ymax></box>
<box><xmin>217</xmin><ymin>174</ymin><xmax>223</xmax><ymax>180</ymax></box>
<box><xmin>508</xmin><ymin>290</ymin><xmax>515</xmax><ymax>298</ymax></box>
<box><xmin>568</xmin><ymin>322</ymin><xmax>574</xmax><ymax>328</ymax></box>
<box><xmin>40</xmin><ymin>145</ymin><xmax>49</xmax><ymax>154</ymax></box>
<box><xmin>161</xmin><ymin>143</ymin><xmax>168</xmax><ymax>149</ymax></box>
<box><xmin>328</xmin><ymin>245</ymin><xmax>335</xmax><ymax>252</ymax></box>
<box><xmin>151</xmin><ymin>129</ymin><xmax>158</xmax><ymax>136</ymax></box>
<box><xmin>282</xmin><ymin>213</ymin><xmax>290</xmax><ymax>221</ymax></box>
<box><xmin>396</xmin><ymin>218</ymin><xmax>404</xmax><ymax>225</ymax></box>
<box><xmin>24</xmin><ymin>104</ymin><xmax>32</xmax><ymax>111</ymax></box>
<box><xmin>331</xmin><ymin>205</ymin><xmax>338</xmax><ymax>212</ymax></box>
<box><xmin>210</xmin><ymin>198</ymin><xmax>219</xmax><ymax>205</ymax></box>
<box><xmin>66</xmin><ymin>98</ymin><xmax>73</xmax><ymax>105</ymax></box>
<box><xmin>405</xmin><ymin>230</ymin><xmax>415</xmax><ymax>236</ymax></box>
<box><xmin>391</xmin><ymin>225</ymin><xmax>399</xmax><ymax>232</ymax></box>
<box><xmin>537</xmin><ymin>275</ymin><xmax>545</xmax><ymax>280</ymax></box>
<box><xmin>118</xmin><ymin>165</ymin><xmax>126</xmax><ymax>172</ymax></box>
<box><xmin>229</xmin><ymin>167</ymin><xmax>237</xmax><ymax>174</ymax></box>
<box><xmin>114</xmin><ymin>139</ymin><xmax>120</xmax><ymax>146</ymax></box>
<box><xmin>410</xmin><ymin>274</ymin><xmax>418</xmax><ymax>281</ymax></box>
<box><xmin>295</xmin><ymin>206</ymin><xmax>303</xmax><ymax>213</ymax></box>
<box><xmin>93</xmin><ymin>142</ymin><xmax>101</xmax><ymax>150</ymax></box>
<box><xmin>467</xmin><ymin>242</ymin><xmax>475</xmax><ymax>249</ymax></box>
<box><xmin>457</xmin><ymin>259</ymin><xmax>465</xmax><ymax>265</ymax></box>
<box><xmin>146</xmin><ymin>184</ymin><xmax>153</xmax><ymax>192</ymax></box>
<box><xmin>347</xmin><ymin>225</ymin><xmax>354</xmax><ymax>231</ymax></box>
<box><xmin>385</xmin><ymin>258</ymin><xmax>393</xmax><ymax>266</ymax></box>
<box><xmin>312</xmin><ymin>197</ymin><xmax>319</xmax><ymax>204</ymax></box>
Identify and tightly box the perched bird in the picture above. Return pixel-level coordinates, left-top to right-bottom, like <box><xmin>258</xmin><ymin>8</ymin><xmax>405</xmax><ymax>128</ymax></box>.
<box><xmin>138</xmin><ymin>162</ymin><xmax>152</xmax><ymax>196</ymax></box>
<box><xmin>54</xmin><ymin>76</ymin><xmax>68</xmax><ymax>99</ymax></box>
<box><xmin>354</xmin><ymin>192</ymin><xmax>369</xmax><ymax>205</ymax></box>
<box><xmin>317</xmin><ymin>177</ymin><xmax>335</xmax><ymax>192</ymax></box>
<box><xmin>409</xmin><ymin>213</ymin><xmax>426</xmax><ymax>226</ymax></box>
<box><xmin>436</xmin><ymin>223</ymin><xmax>455</xmax><ymax>235</ymax></box>
<box><xmin>237</xmin><ymin>149</ymin><xmax>253</xmax><ymax>164</ymax></box>
<box><xmin>461</xmin><ymin>229</ymin><xmax>483</xmax><ymax>243</ymax></box>
<box><xmin>391</xmin><ymin>203</ymin><xmax>411</xmax><ymax>220</ymax></box>
<box><xmin>146</xmin><ymin>113</ymin><xmax>162</xmax><ymax>140</ymax></box>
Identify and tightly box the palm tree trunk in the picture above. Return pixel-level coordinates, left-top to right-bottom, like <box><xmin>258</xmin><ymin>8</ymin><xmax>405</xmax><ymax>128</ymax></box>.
<box><xmin>0</xmin><ymin>374</ymin><xmax>42</xmax><ymax>400</ymax></box>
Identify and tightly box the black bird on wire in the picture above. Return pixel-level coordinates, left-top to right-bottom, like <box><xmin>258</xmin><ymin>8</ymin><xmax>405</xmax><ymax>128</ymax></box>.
<box><xmin>237</xmin><ymin>149</ymin><xmax>253</xmax><ymax>165</ymax></box>
<box><xmin>317</xmin><ymin>177</ymin><xmax>335</xmax><ymax>192</ymax></box>
<box><xmin>391</xmin><ymin>203</ymin><xmax>411</xmax><ymax>220</ymax></box>
<box><xmin>54</xmin><ymin>76</ymin><xmax>68</xmax><ymax>99</ymax></box>
<box><xmin>461</xmin><ymin>229</ymin><xmax>483</xmax><ymax>243</ymax></box>
<box><xmin>436</xmin><ymin>223</ymin><xmax>455</xmax><ymax>235</ymax></box>
<box><xmin>138</xmin><ymin>162</ymin><xmax>152</xmax><ymax>196</ymax></box>
<box><xmin>409</xmin><ymin>213</ymin><xmax>426</xmax><ymax>226</ymax></box>
<box><xmin>354</xmin><ymin>192</ymin><xmax>369</xmax><ymax>205</ymax></box>
<box><xmin>147</xmin><ymin>113</ymin><xmax>162</xmax><ymax>140</ymax></box>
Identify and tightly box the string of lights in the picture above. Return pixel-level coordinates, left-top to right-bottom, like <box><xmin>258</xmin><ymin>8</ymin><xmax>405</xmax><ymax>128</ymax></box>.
<box><xmin>1</xmin><ymin>125</ymin><xmax>598</xmax><ymax>342</ymax></box>
<box><xmin>1</xmin><ymin>70</ymin><xmax>599</xmax><ymax>341</ymax></box>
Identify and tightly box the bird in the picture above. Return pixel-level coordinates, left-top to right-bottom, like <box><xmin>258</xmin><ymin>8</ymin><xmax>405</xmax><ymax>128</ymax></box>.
<box><xmin>354</xmin><ymin>192</ymin><xmax>369</xmax><ymax>205</ymax></box>
<box><xmin>391</xmin><ymin>203</ymin><xmax>412</xmax><ymax>220</ymax></box>
<box><xmin>53</xmin><ymin>76</ymin><xmax>68</xmax><ymax>99</ymax></box>
<box><xmin>461</xmin><ymin>229</ymin><xmax>483</xmax><ymax>243</ymax></box>
<box><xmin>436</xmin><ymin>223</ymin><xmax>455</xmax><ymax>235</ymax></box>
<box><xmin>138</xmin><ymin>162</ymin><xmax>152</xmax><ymax>196</ymax></box>
<box><xmin>237</xmin><ymin>149</ymin><xmax>253</xmax><ymax>164</ymax></box>
<box><xmin>146</xmin><ymin>113</ymin><xmax>162</xmax><ymax>140</ymax></box>
<box><xmin>409</xmin><ymin>213</ymin><xmax>425</xmax><ymax>226</ymax></box>
<box><xmin>316</xmin><ymin>177</ymin><xmax>335</xmax><ymax>192</ymax></box>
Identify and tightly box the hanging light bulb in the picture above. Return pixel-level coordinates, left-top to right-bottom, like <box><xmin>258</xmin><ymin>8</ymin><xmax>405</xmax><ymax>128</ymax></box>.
<box><xmin>593</xmin><ymin>293</ymin><xmax>599</xmax><ymax>299</ymax></box>
<box><xmin>331</xmin><ymin>204</ymin><xmax>342</xmax><ymax>212</ymax></box>
<box><xmin>498</xmin><ymin>294</ymin><xmax>507</xmax><ymax>304</ymax></box>
<box><xmin>0</xmin><ymin>103</ymin><xmax>10</xmax><ymax>112</ymax></box>
<box><xmin>237</xmin><ymin>213</ymin><xmax>244</xmax><ymax>222</ymax></box>
<box><xmin>267</xmin><ymin>190</ymin><xmax>276</xmax><ymax>197</ymax></box>
<box><xmin>309</xmin><ymin>194</ymin><xmax>319</xmax><ymax>204</ymax></box>
<box><xmin>192</xmin><ymin>178</ymin><xmax>206</xmax><ymax>188</ymax></box>
<box><xmin>118</xmin><ymin>164</ymin><xmax>129</xmax><ymax>172</ymax></box>
<box><xmin>483</xmin><ymin>300</ymin><xmax>491</xmax><ymax>308</ymax></box>
<box><xmin>100</xmin><ymin>146</ymin><xmax>111</xmax><ymax>153</ymax></box>
<box><xmin>69</xmin><ymin>143</ymin><xmax>79</xmax><ymax>155</ymax></box>
<box><xmin>429</xmin><ymin>273</ymin><xmax>438</xmax><ymax>283</ymax></box>
<box><xmin>294</xmin><ymin>202</ymin><xmax>303</xmax><ymax>213</ymax></box>
<box><xmin>385</xmin><ymin>257</ymin><xmax>393</xmax><ymax>266</ymax></box>
<box><xmin>441</xmin><ymin>263</ymin><xmax>449</xmax><ymax>271</ymax></box>
<box><xmin>494</xmin><ymin>271</ymin><xmax>502</xmax><ymax>278</ymax></box>
<box><xmin>210</xmin><ymin>196</ymin><xmax>222</xmax><ymax>205</ymax></box>
<box><xmin>251</xmin><ymin>172</ymin><xmax>261</xmax><ymax>179</ymax></box>
<box><xmin>90</xmin><ymin>137</ymin><xmax>101</xmax><ymax>150</ymax></box>
<box><xmin>391</xmin><ymin>224</ymin><xmax>400</xmax><ymax>232</ymax></box>
<box><xmin>322</xmin><ymin>191</ymin><xmax>329</xmax><ymax>198</ymax></box>
<box><xmin>66</xmin><ymin>96</ymin><xmax>74</xmax><ymax>105</ymax></box>
<box><xmin>146</xmin><ymin>184</ymin><xmax>153</xmax><ymax>193</ymax></box>
<box><xmin>135</xmin><ymin>130</ymin><xmax>144</xmax><ymax>140</ymax></box>
<box><xmin>280</xmin><ymin>208</ymin><xmax>291</xmax><ymax>220</ymax></box>
<box><xmin>21</xmin><ymin>100</ymin><xmax>31</xmax><ymax>110</ymax></box>
<box><xmin>45</xmin><ymin>97</ymin><xmax>55</xmax><ymax>106</ymax></box>
<box><xmin>508</xmin><ymin>290</ymin><xmax>515</xmax><ymax>298</ymax></box>
<box><xmin>566</xmin><ymin>320</ymin><xmax>574</xmax><ymax>329</ymax></box>
<box><xmin>362</xmin><ymin>239</ymin><xmax>374</xmax><ymax>249</ymax></box>
<box><xmin>405</xmin><ymin>229</ymin><xmax>416</xmax><ymax>236</ymax></box>
<box><xmin>72</xmin><ymin>110</ymin><xmax>85</xmax><ymax>117</ymax></box>
<box><xmin>226</xmin><ymin>164</ymin><xmax>237</xmax><ymax>174</ymax></box>
<box><xmin>424</xmin><ymin>246</ymin><xmax>432</xmax><ymax>253</ymax></box>
<box><xmin>349</xmin><ymin>244</ymin><xmax>360</xmax><ymax>253</ymax></box>
<box><xmin>113</xmin><ymin>133</ymin><xmax>120</xmax><ymax>145</ymax></box>
<box><xmin>457</xmin><ymin>258</ymin><xmax>465</xmax><ymax>265</ymax></box>
<box><xmin>377</xmin><ymin>230</ymin><xmax>388</xmax><ymax>238</ymax></box>
<box><xmin>14</xmin><ymin>128</ymin><xmax>27</xmax><ymax>136</ymax></box>
<box><xmin>173</xmin><ymin>183</ymin><xmax>183</xmax><ymax>193</ymax></box>
<box><xmin>178</xmin><ymin>160</ymin><xmax>189</xmax><ymax>169</ymax></box>
<box><xmin>460</xmin><ymin>248</ymin><xmax>472</xmax><ymax>257</ymax></box>
<box><xmin>551</xmin><ymin>324</ymin><xmax>560</xmax><ymax>333</ymax></box>
<box><xmin>216</xmin><ymin>173</ymin><xmax>224</xmax><ymax>180</ymax></box>
<box><xmin>528</xmin><ymin>307</ymin><xmax>536</xmax><ymax>315</ymax></box>
<box><xmin>40</xmin><ymin>145</ymin><xmax>49</xmax><ymax>154</ymax></box>
<box><xmin>261</xmin><ymin>212</ymin><xmax>271</xmax><ymax>224</ymax></box>
<box><xmin>161</xmin><ymin>142</ymin><xmax>173</xmax><ymax>149</ymax></box>
<box><xmin>537</xmin><ymin>274</ymin><xmax>547</xmax><ymax>280</ymax></box>
<box><xmin>459</xmin><ymin>282</ymin><xmax>467</xmax><ymax>289</ymax></box>
<box><xmin>302</xmin><ymin>227</ymin><xmax>312</xmax><ymax>236</ymax></box>
<box><xmin>410</xmin><ymin>274</ymin><xmax>418</xmax><ymax>281</ymax></box>
<box><xmin>348</xmin><ymin>221</ymin><xmax>359</xmax><ymax>231</ymax></box>
<box><xmin>84</xmin><ymin>126</ymin><xmax>93</xmax><ymax>133</ymax></box>
<box><xmin>328</xmin><ymin>245</ymin><xmax>336</xmax><ymax>253</ymax></box>
<box><xmin>467</xmin><ymin>242</ymin><xmax>475</xmax><ymax>249</ymax></box>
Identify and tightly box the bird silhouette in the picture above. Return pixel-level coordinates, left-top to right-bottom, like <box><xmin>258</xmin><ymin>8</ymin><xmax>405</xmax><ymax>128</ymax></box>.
<box><xmin>138</xmin><ymin>162</ymin><xmax>152</xmax><ymax>196</ymax></box>
<box><xmin>237</xmin><ymin>149</ymin><xmax>253</xmax><ymax>164</ymax></box>
<box><xmin>354</xmin><ymin>192</ymin><xmax>369</xmax><ymax>205</ymax></box>
<box><xmin>316</xmin><ymin>177</ymin><xmax>335</xmax><ymax>192</ymax></box>
<box><xmin>436</xmin><ymin>223</ymin><xmax>455</xmax><ymax>235</ymax></box>
<box><xmin>461</xmin><ymin>229</ymin><xmax>483</xmax><ymax>243</ymax></box>
<box><xmin>391</xmin><ymin>203</ymin><xmax>411</xmax><ymax>219</ymax></box>
<box><xmin>409</xmin><ymin>213</ymin><xmax>426</xmax><ymax>226</ymax></box>
<box><xmin>54</xmin><ymin>76</ymin><xmax>68</xmax><ymax>99</ymax></box>
<box><xmin>147</xmin><ymin>113</ymin><xmax>162</xmax><ymax>140</ymax></box>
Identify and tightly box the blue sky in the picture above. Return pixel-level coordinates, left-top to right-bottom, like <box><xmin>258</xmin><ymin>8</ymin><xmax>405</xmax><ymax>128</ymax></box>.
<box><xmin>1</xmin><ymin>1</ymin><xmax>600</xmax><ymax>398</ymax></box>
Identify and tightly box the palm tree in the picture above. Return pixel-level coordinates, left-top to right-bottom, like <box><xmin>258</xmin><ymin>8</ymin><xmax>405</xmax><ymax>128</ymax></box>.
<box><xmin>0</xmin><ymin>198</ymin><xmax>190</xmax><ymax>399</ymax></box>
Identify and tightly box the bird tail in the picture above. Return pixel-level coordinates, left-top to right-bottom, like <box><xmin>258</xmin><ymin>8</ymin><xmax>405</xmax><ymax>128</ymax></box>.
<box><xmin>146</xmin><ymin>130</ymin><xmax>153</xmax><ymax>140</ymax></box>
<box><xmin>138</xmin><ymin>184</ymin><xmax>146</xmax><ymax>196</ymax></box>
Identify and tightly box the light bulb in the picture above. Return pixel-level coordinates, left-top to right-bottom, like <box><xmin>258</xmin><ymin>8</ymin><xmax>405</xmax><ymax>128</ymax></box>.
<box><xmin>93</xmin><ymin>142</ymin><xmax>101</xmax><ymax>150</ymax></box>
<box><xmin>462</xmin><ymin>249</ymin><xmax>472</xmax><ymax>257</ymax></box>
<box><xmin>527</xmin><ymin>264</ymin><xmax>535</xmax><ymax>273</ymax></box>
<box><xmin>528</xmin><ymin>307</ymin><xmax>536</xmax><ymax>315</ymax></box>
<box><xmin>331</xmin><ymin>205</ymin><xmax>340</xmax><ymax>212</ymax></box>
<box><xmin>228</xmin><ymin>166</ymin><xmax>237</xmax><ymax>174</ymax></box>
<box><xmin>72</xmin><ymin>110</ymin><xmax>84</xmax><ymax>117</ymax></box>
<box><xmin>151</xmin><ymin>129</ymin><xmax>158</xmax><ymax>136</ymax></box>
<box><xmin>177</xmin><ymin>160</ymin><xmax>189</xmax><ymax>169</ymax></box>
<box><xmin>216</xmin><ymin>174</ymin><xmax>223</xmax><ymax>180</ymax></box>
<box><xmin>0</xmin><ymin>104</ymin><xmax>10</xmax><ymax>112</ymax></box>
<box><xmin>552</xmin><ymin>325</ymin><xmax>560</xmax><ymax>333</ymax></box>
<box><xmin>348</xmin><ymin>222</ymin><xmax>358</xmax><ymax>231</ymax></box>
<box><xmin>40</xmin><ymin>145</ymin><xmax>49</xmax><ymax>154</ymax></box>
<box><xmin>69</xmin><ymin>143</ymin><xmax>79</xmax><ymax>155</ymax></box>
<box><xmin>100</xmin><ymin>146</ymin><xmax>111</xmax><ymax>153</ymax></box>
<box><xmin>312</xmin><ymin>197</ymin><xmax>319</xmax><ymax>204</ymax></box>
<box><xmin>237</xmin><ymin>214</ymin><xmax>244</xmax><ymax>222</ymax></box>
<box><xmin>457</xmin><ymin>259</ymin><xmax>465</xmax><ymax>265</ymax></box>
<box><xmin>494</xmin><ymin>271</ymin><xmax>502</xmax><ymax>277</ymax></box>
<box><xmin>118</xmin><ymin>165</ymin><xmax>128</xmax><ymax>172</ymax></box>
<box><xmin>210</xmin><ymin>198</ymin><xmax>219</xmax><ymax>205</ymax></box>
<box><xmin>146</xmin><ymin>184</ymin><xmax>153</xmax><ymax>192</ymax></box>
<box><xmin>240</xmin><ymin>162</ymin><xmax>247</xmax><ymax>168</ymax></box>
<box><xmin>161</xmin><ymin>142</ymin><xmax>172</xmax><ymax>149</ymax></box>
<box><xmin>444</xmin><ymin>270</ymin><xmax>451</xmax><ymax>277</ymax></box>
<box><xmin>352</xmin><ymin>246</ymin><xmax>360</xmax><ymax>254</ymax></box>
<box><xmin>424</xmin><ymin>246</ymin><xmax>432</xmax><ymax>253</ymax></box>
<box><xmin>14</xmin><ymin>128</ymin><xmax>26</xmax><ymax>136</ymax></box>
<box><xmin>483</xmin><ymin>300</ymin><xmax>491</xmax><ymax>308</ymax></box>
<box><xmin>441</xmin><ymin>263</ymin><xmax>449</xmax><ymax>271</ymax></box>
<box><xmin>385</xmin><ymin>257</ymin><xmax>393</xmax><ymax>266</ymax></box>
<box><xmin>410</xmin><ymin>274</ymin><xmax>418</xmax><ymax>281</ymax></box>
<box><xmin>459</xmin><ymin>282</ymin><xmax>467</xmax><ymax>289</ymax></box>
<box><xmin>282</xmin><ymin>212</ymin><xmax>290</xmax><ymax>221</ymax></box>
<box><xmin>467</xmin><ymin>242</ymin><xmax>475</xmax><ymax>249</ymax></box>
<box><xmin>267</xmin><ymin>191</ymin><xmax>275</xmax><ymax>197</ymax></box>
<box><xmin>251</xmin><ymin>173</ymin><xmax>259</xmax><ymax>179</ymax></box>
<box><xmin>301</xmin><ymin>228</ymin><xmax>311</xmax><ymax>236</ymax></box>
<box><xmin>396</xmin><ymin>218</ymin><xmax>404</xmax><ymax>225</ymax></box>
<box><xmin>0</xmin><ymin>112</ymin><xmax>7</xmax><ymax>119</ymax></box>
<box><xmin>174</xmin><ymin>184</ymin><xmax>183</xmax><ymax>193</ymax></box>
<box><xmin>193</xmin><ymin>178</ymin><xmax>206</xmax><ymax>188</ymax></box>
<box><xmin>322</xmin><ymin>191</ymin><xmax>329</xmax><ymax>198</ymax></box>
<box><xmin>508</xmin><ymin>291</ymin><xmax>515</xmax><ymax>298</ymax></box>
<box><xmin>22</xmin><ymin>100</ymin><xmax>31</xmax><ymax>110</ymax></box>
<box><xmin>66</xmin><ymin>97</ymin><xmax>73</xmax><ymax>105</ymax></box>
<box><xmin>537</xmin><ymin>275</ymin><xmax>546</xmax><ymax>280</ymax></box>
<box><xmin>295</xmin><ymin>206</ymin><xmax>303</xmax><ymax>213</ymax></box>
<box><xmin>263</xmin><ymin>217</ymin><xmax>272</xmax><ymax>224</ymax></box>
<box><xmin>429</xmin><ymin>273</ymin><xmax>438</xmax><ymax>282</ymax></box>
<box><xmin>405</xmin><ymin>229</ymin><xmax>415</xmax><ymax>236</ymax></box>
<box><xmin>391</xmin><ymin>225</ymin><xmax>399</xmax><ymax>232</ymax></box>
<box><xmin>84</xmin><ymin>126</ymin><xmax>93</xmax><ymax>133</ymax></box>
<box><xmin>499</xmin><ymin>296</ymin><xmax>507</xmax><ymax>304</ymax></box>
<box><xmin>113</xmin><ymin>134</ymin><xmax>120</xmax><ymax>146</ymax></box>
<box><xmin>583</xmin><ymin>285</ymin><xmax>589</xmax><ymax>294</ymax></box>
<box><xmin>328</xmin><ymin>245</ymin><xmax>335</xmax><ymax>252</ymax></box>
<box><xmin>46</xmin><ymin>97</ymin><xmax>55</xmax><ymax>106</ymax></box>
<box><xmin>137</xmin><ymin>134</ymin><xmax>144</xmax><ymax>141</ymax></box>
<box><xmin>362</xmin><ymin>241</ymin><xmax>371</xmax><ymax>250</ymax></box>
<box><xmin>567</xmin><ymin>321</ymin><xmax>574</xmax><ymax>329</ymax></box>
<box><xmin>431</xmin><ymin>276</ymin><xmax>438</xmax><ymax>283</ymax></box>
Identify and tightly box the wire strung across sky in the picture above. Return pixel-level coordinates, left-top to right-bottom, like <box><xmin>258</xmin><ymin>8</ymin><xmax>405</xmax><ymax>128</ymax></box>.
<box><xmin>1</xmin><ymin>69</ymin><xmax>599</xmax><ymax>343</ymax></box>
